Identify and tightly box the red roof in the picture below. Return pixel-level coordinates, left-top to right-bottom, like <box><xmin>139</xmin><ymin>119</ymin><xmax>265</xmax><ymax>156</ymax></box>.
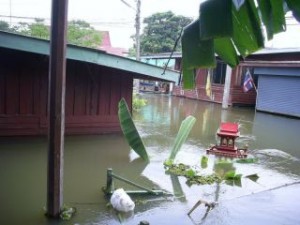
<box><xmin>217</xmin><ymin>122</ymin><xmax>239</xmax><ymax>137</ymax></box>
<box><xmin>98</xmin><ymin>31</ymin><xmax>127</xmax><ymax>56</ymax></box>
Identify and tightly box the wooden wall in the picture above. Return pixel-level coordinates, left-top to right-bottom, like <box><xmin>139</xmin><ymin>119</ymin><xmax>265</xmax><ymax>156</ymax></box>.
<box><xmin>0</xmin><ymin>48</ymin><xmax>133</xmax><ymax>136</ymax></box>
<box><xmin>173</xmin><ymin>67</ymin><xmax>256</xmax><ymax>106</ymax></box>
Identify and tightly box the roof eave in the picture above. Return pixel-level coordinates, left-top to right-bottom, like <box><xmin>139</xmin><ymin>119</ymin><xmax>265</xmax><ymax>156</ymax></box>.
<box><xmin>0</xmin><ymin>31</ymin><xmax>179</xmax><ymax>84</ymax></box>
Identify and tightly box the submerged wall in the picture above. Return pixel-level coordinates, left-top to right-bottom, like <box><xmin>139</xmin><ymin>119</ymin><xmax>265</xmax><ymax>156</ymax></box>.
<box><xmin>0</xmin><ymin>48</ymin><xmax>133</xmax><ymax>136</ymax></box>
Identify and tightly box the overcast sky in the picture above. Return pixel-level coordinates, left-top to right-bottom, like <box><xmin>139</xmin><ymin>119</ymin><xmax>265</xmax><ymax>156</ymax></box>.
<box><xmin>0</xmin><ymin>0</ymin><xmax>299</xmax><ymax>49</ymax></box>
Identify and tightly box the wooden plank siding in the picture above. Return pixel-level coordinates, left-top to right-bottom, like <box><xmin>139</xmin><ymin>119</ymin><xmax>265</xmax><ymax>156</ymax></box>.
<box><xmin>0</xmin><ymin>48</ymin><xmax>133</xmax><ymax>136</ymax></box>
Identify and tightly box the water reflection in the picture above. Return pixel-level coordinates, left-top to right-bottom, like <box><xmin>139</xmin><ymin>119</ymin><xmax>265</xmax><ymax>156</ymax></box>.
<box><xmin>0</xmin><ymin>93</ymin><xmax>300</xmax><ymax>225</ymax></box>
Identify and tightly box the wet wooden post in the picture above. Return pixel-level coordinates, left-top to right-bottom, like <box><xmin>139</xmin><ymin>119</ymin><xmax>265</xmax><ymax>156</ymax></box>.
<box><xmin>106</xmin><ymin>168</ymin><xmax>114</xmax><ymax>193</ymax></box>
<box><xmin>47</xmin><ymin>0</ymin><xmax>68</xmax><ymax>218</ymax></box>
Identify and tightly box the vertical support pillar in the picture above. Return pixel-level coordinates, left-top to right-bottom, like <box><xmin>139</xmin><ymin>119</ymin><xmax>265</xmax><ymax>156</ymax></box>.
<box><xmin>222</xmin><ymin>66</ymin><xmax>232</xmax><ymax>109</ymax></box>
<box><xmin>47</xmin><ymin>0</ymin><xmax>68</xmax><ymax>218</ymax></box>
<box><xmin>106</xmin><ymin>168</ymin><xmax>114</xmax><ymax>193</ymax></box>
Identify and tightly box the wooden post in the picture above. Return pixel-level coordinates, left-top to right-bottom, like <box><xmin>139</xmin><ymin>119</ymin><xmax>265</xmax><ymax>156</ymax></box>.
<box><xmin>47</xmin><ymin>0</ymin><xmax>68</xmax><ymax>218</ymax></box>
<box><xmin>222</xmin><ymin>66</ymin><xmax>232</xmax><ymax>109</ymax></box>
<box><xmin>106</xmin><ymin>168</ymin><xmax>114</xmax><ymax>193</ymax></box>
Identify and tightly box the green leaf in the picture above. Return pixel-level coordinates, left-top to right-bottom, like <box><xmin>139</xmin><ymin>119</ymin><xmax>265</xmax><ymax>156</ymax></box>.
<box><xmin>168</xmin><ymin>116</ymin><xmax>196</xmax><ymax>161</ymax></box>
<box><xmin>245</xmin><ymin>173</ymin><xmax>259</xmax><ymax>182</ymax></box>
<box><xmin>199</xmin><ymin>0</ymin><xmax>233</xmax><ymax>39</ymax></box>
<box><xmin>258</xmin><ymin>0</ymin><xmax>286</xmax><ymax>40</ymax></box>
<box><xmin>285</xmin><ymin>0</ymin><xmax>300</xmax><ymax>22</ymax></box>
<box><xmin>224</xmin><ymin>170</ymin><xmax>242</xmax><ymax>180</ymax></box>
<box><xmin>182</xmin><ymin>20</ymin><xmax>216</xmax><ymax>89</ymax></box>
<box><xmin>118</xmin><ymin>98</ymin><xmax>149</xmax><ymax>162</ymax></box>
<box><xmin>214</xmin><ymin>38</ymin><xmax>239</xmax><ymax>67</ymax></box>
<box><xmin>236</xmin><ymin>158</ymin><xmax>257</xmax><ymax>163</ymax></box>
<box><xmin>232</xmin><ymin>0</ymin><xmax>264</xmax><ymax>57</ymax></box>
<box><xmin>201</xmin><ymin>156</ymin><xmax>208</xmax><ymax>169</ymax></box>
<box><xmin>258</xmin><ymin>0</ymin><xmax>273</xmax><ymax>40</ymax></box>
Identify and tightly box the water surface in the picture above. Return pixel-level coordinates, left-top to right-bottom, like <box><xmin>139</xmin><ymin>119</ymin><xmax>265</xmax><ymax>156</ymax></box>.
<box><xmin>0</xmin><ymin>93</ymin><xmax>300</xmax><ymax>225</ymax></box>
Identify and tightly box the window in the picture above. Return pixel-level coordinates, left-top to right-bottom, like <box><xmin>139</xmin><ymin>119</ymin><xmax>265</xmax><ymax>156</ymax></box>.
<box><xmin>212</xmin><ymin>62</ymin><xmax>227</xmax><ymax>84</ymax></box>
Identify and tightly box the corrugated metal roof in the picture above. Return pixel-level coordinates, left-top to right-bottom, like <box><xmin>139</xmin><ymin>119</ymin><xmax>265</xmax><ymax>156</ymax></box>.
<box><xmin>0</xmin><ymin>31</ymin><xmax>179</xmax><ymax>84</ymax></box>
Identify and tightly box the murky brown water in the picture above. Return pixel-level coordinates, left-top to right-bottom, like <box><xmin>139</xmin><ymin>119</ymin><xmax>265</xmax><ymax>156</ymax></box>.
<box><xmin>1</xmin><ymin>93</ymin><xmax>300</xmax><ymax>225</ymax></box>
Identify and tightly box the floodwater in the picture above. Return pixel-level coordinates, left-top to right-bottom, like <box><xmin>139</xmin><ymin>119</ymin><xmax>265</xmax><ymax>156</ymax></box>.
<box><xmin>1</xmin><ymin>93</ymin><xmax>300</xmax><ymax>225</ymax></box>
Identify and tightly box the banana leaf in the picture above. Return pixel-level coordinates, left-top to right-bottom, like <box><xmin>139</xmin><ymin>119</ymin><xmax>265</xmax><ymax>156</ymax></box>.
<box><xmin>168</xmin><ymin>115</ymin><xmax>196</xmax><ymax>161</ymax></box>
<box><xmin>118</xmin><ymin>98</ymin><xmax>149</xmax><ymax>162</ymax></box>
<box><xmin>258</xmin><ymin>0</ymin><xmax>286</xmax><ymax>40</ymax></box>
<box><xmin>182</xmin><ymin>20</ymin><xmax>215</xmax><ymax>89</ymax></box>
<box><xmin>214</xmin><ymin>37</ymin><xmax>239</xmax><ymax>67</ymax></box>
<box><xmin>286</xmin><ymin>0</ymin><xmax>300</xmax><ymax>22</ymax></box>
<box><xmin>232</xmin><ymin>0</ymin><xmax>264</xmax><ymax>57</ymax></box>
<box><xmin>200</xmin><ymin>0</ymin><xmax>233</xmax><ymax>40</ymax></box>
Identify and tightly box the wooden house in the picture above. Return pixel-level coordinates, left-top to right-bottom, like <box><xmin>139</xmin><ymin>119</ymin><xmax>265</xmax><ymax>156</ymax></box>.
<box><xmin>244</xmin><ymin>48</ymin><xmax>300</xmax><ymax>118</ymax></box>
<box><xmin>173</xmin><ymin>59</ymin><xmax>257</xmax><ymax>106</ymax></box>
<box><xmin>0</xmin><ymin>31</ymin><xmax>179</xmax><ymax>136</ymax></box>
<box><xmin>144</xmin><ymin>50</ymin><xmax>300</xmax><ymax>118</ymax></box>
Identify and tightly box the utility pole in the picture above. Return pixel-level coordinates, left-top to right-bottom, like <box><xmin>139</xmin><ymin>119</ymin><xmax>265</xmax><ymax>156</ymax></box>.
<box><xmin>9</xmin><ymin>0</ymin><xmax>12</xmax><ymax>26</ymax></box>
<box><xmin>135</xmin><ymin>0</ymin><xmax>141</xmax><ymax>61</ymax></box>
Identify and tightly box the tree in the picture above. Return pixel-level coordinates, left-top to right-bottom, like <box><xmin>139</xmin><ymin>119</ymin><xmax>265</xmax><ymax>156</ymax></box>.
<box><xmin>11</xmin><ymin>19</ymin><xmax>102</xmax><ymax>48</ymax></box>
<box><xmin>0</xmin><ymin>20</ymin><xmax>11</xmax><ymax>32</ymax></box>
<box><xmin>181</xmin><ymin>0</ymin><xmax>300</xmax><ymax>89</ymax></box>
<box><xmin>15</xmin><ymin>19</ymin><xmax>50</xmax><ymax>39</ymax></box>
<box><xmin>139</xmin><ymin>11</ymin><xmax>192</xmax><ymax>54</ymax></box>
<box><xmin>67</xmin><ymin>20</ymin><xmax>102</xmax><ymax>48</ymax></box>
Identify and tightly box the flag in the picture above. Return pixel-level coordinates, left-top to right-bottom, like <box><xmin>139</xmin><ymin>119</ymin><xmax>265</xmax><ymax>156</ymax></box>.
<box><xmin>206</xmin><ymin>69</ymin><xmax>212</xmax><ymax>98</ymax></box>
<box><xmin>243</xmin><ymin>70</ymin><xmax>254</xmax><ymax>92</ymax></box>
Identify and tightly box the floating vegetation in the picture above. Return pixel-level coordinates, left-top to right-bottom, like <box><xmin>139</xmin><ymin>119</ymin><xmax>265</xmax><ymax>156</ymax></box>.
<box><xmin>187</xmin><ymin>174</ymin><xmax>222</xmax><ymax>186</ymax></box>
<box><xmin>164</xmin><ymin>162</ymin><xmax>222</xmax><ymax>185</ymax></box>
<box><xmin>201</xmin><ymin>156</ymin><xmax>208</xmax><ymax>168</ymax></box>
<box><xmin>224</xmin><ymin>171</ymin><xmax>242</xmax><ymax>181</ymax></box>
<box><xmin>132</xmin><ymin>93</ymin><xmax>147</xmax><ymax>112</ymax></box>
<box><xmin>60</xmin><ymin>205</ymin><xmax>76</xmax><ymax>221</ymax></box>
<box><xmin>236</xmin><ymin>158</ymin><xmax>258</xmax><ymax>163</ymax></box>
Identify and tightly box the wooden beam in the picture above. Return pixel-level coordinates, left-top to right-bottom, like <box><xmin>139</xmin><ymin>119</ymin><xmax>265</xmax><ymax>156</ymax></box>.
<box><xmin>47</xmin><ymin>0</ymin><xmax>68</xmax><ymax>218</ymax></box>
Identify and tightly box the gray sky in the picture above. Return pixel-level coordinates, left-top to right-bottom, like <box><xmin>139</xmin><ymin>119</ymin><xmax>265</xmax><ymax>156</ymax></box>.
<box><xmin>0</xmin><ymin>0</ymin><xmax>299</xmax><ymax>49</ymax></box>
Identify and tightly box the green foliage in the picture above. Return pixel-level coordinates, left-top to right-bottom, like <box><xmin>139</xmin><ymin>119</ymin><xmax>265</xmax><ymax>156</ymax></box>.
<box><xmin>67</xmin><ymin>20</ymin><xmax>102</xmax><ymax>48</ymax></box>
<box><xmin>236</xmin><ymin>158</ymin><xmax>258</xmax><ymax>163</ymax></box>
<box><xmin>7</xmin><ymin>19</ymin><xmax>102</xmax><ymax>48</ymax></box>
<box><xmin>164</xmin><ymin>162</ymin><xmax>222</xmax><ymax>185</ymax></box>
<box><xmin>118</xmin><ymin>98</ymin><xmax>149</xmax><ymax>162</ymax></box>
<box><xmin>168</xmin><ymin>116</ymin><xmax>196</xmax><ymax>161</ymax></box>
<box><xmin>224</xmin><ymin>170</ymin><xmax>242</xmax><ymax>181</ymax></box>
<box><xmin>132</xmin><ymin>94</ymin><xmax>147</xmax><ymax>111</ymax></box>
<box><xmin>165</xmin><ymin>163</ymin><xmax>190</xmax><ymax>176</ymax></box>
<box><xmin>187</xmin><ymin>174</ymin><xmax>222</xmax><ymax>186</ymax></box>
<box><xmin>140</xmin><ymin>11</ymin><xmax>192</xmax><ymax>54</ymax></box>
<box><xmin>181</xmin><ymin>20</ymin><xmax>215</xmax><ymax>89</ymax></box>
<box><xmin>59</xmin><ymin>205</ymin><xmax>76</xmax><ymax>221</ymax></box>
<box><xmin>14</xmin><ymin>19</ymin><xmax>50</xmax><ymax>39</ymax></box>
<box><xmin>185</xmin><ymin>169</ymin><xmax>196</xmax><ymax>178</ymax></box>
<box><xmin>201</xmin><ymin>156</ymin><xmax>208</xmax><ymax>169</ymax></box>
<box><xmin>0</xmin><ymin>20</ymin><xmax>12</xmax><ymax>32</ymax></box>
<box><xmin>181</xmin><ymin>0</ymin><xmax>300</xmax><ymax>89</ymax></box>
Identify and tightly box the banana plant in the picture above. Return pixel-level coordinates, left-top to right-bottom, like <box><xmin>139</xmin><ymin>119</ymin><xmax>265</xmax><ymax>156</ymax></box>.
<box><xmin>182</xmin><ymin>0</ymin><xmax>300</xmax><ymax>89</ymax></box>
<box><xmin>168</xmin><ymin>115</ymin><xmax>196</xmax><ymax>161</ymax></box>
<box><xmin>118</xmin><ymin>98</ymin><xmax>149</xmax><ymax>162</ymax></box>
